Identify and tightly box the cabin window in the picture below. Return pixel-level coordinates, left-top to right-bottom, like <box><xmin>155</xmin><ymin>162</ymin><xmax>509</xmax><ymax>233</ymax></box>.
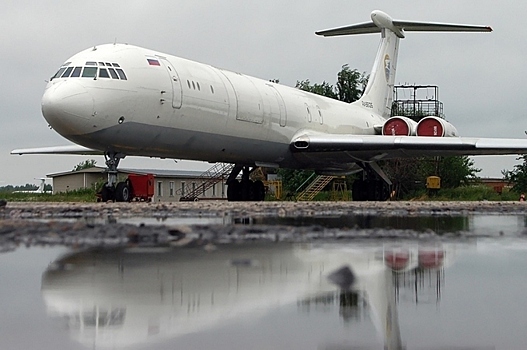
<box><xmin>192</xmin><ymin>81</ymin><xmax>196</xmax><ymax>90</ymax></box>
<box><xmin>85</xmin><ymin>61</ymin><xmax>97</xmax><ymax>66</ymax></box>
<box><xmin>108</xmin><ymin>68</ymin><xmax>119</xmax><ymax>79</ymax></box>
<box><xmin>187</xmin><ymin>80</ymin><xmax>191</xmax><ymax>89</ymax></box>
<box><xmin>98</xmin><ymin>68</ymin><xmax>110</xmax><ymax>78</ymax></box>
<box><xmin>70</xmin><ymin>67</ymin><xmax>82</xmax><ymax>77</ymax></box>
<box><xmin>82</xmin><ymin>67</ymin><xmax>98</xmax><ymax>78</ymax></box>
<box><xmin>112</xmin><ymin>63</ymin><xmax>120</xmax><ymax>67</ymax></box>
<box><xmin>61</xmin><ymin>67</ymin><xmax>74</xmax><ymax>78</ymax></box>
<box><xmin>210</xmin><ymin>85</ymin><xmax>214</xmax><ymax>94</ymax></box>
<box><xmin>98</xmin><ymin>62</ymin><xmax>105</xmax><ymax>66</ymax></box>
<box><xmin>115</xmin><ymin>68</ymin><xmax>127</xmax><ymax>80</ymax></box>
<box><xmin>196</xmin><ymin>82</ymin><xmax>201</xmax><ymax>91</ymax></box>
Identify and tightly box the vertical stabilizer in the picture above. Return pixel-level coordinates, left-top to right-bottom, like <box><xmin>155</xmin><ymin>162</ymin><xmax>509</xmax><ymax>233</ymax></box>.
<box><xmin>359</xmin><ymin>26</ymin><xmax>399</xmax><ymax>118</ymax></box>
<box><xmin>316</xmin><ymin>10</ymin><xmax>492</xmax><ymax>119</ymax></box>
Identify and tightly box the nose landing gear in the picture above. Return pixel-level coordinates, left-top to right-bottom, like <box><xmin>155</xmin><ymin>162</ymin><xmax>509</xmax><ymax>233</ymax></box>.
<box><xmin>98</xmin><ymin>152</ymin><xmax>131</xmax><ymax>202</ymax></box>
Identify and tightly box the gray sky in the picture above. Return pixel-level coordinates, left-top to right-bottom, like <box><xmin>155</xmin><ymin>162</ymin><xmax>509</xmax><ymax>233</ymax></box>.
<box><xmin>1</xmin><ymin>0</ymin><xmax>526</xmax><ymax>185</ymax></box>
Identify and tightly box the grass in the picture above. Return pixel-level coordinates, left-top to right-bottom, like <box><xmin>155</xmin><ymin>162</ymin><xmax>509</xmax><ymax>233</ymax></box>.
<box><xmin>0</xmin><ymin>188</ymin><xmax>98</xmax><ymax>202</ymax></box>
<box><xmin>403</xmin><ymin>186</ymin><xmax>519</xmax><ymax>201</ymax></box>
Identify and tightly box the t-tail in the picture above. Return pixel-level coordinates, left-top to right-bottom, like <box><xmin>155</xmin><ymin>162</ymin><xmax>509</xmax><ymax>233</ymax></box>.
<box><xmin>316</xmin><ymin>10</ymin><xmax>492</xmax><ymax>119</ymax></box>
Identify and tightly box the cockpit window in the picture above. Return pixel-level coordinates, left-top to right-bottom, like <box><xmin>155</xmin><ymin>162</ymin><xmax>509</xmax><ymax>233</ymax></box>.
<box><xmin>99</xmin><ymin>68</ymin><xmax>110</xmax><ymax>78</ymax></box>
<box><xmin>50</xmin><ymin>62</ymin><xmax>127</xmax><ymax>80</ymax></box>
<box><xmin>70</xmin><ymin>67</ymin><xmax>82</xmax><ymax>77</ymax></box>
<box><xmin>82</xmin><ymin>67</ymin><xmax>98</xmax><ymax>78</ymax></box>
<box><xmin>61</xmin><ymin>66</ymin><xmax>74</xmax><ymax>78</ymax></box>
<box><xmin>108</xmin><ymin>68</ymin><xmax>119</xmax><ymax>79</ymax></box>
<box><xmin>115</xmin><ymin>68</ymin><xmax>127</xmax><ymax>80</ymax></box>
<box><xmin>52</xmin><ymin>67</ymin><xmax>66</xmax><ymax>80</ymax></box>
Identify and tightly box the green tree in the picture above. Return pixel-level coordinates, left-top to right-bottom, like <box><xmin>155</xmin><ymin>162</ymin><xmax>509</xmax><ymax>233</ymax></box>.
<box><xmin>295</xmin><ymin>80</ymin><xmax>337</xmax><ymax>99</ymax></box>
<box><xmin>73</xmin><ymin>159</ymin><xmax>97</xmax><ymax>171</ymax></box>
<box><xmin>336</xmin><ymin>65</ymin><xmax>368</xmax><ymax>103</ymax></box>
<box><xmin>295</xmin><ymin>65</ymin><xmax>368</xmax><ymax>103</ymax></box>
<box><xmin>503</xmin><ymin>155</ymin><xmax>527</xmax><ymax>193</ymax></box>
<box><xmin>278</xmin><ymin>168</ymin><xmax>315</xmax><ymax>196</ymax></box>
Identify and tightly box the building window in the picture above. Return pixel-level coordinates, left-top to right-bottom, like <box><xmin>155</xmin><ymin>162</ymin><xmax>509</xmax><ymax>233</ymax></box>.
<box><xmin>212</xmin><ymin>183</ymin><xmax>216</xmax><ymax>197</ymax></box>
<box><xmin>157</xmin><ymin>181</ymin><xmax>163</xmax><ymax>197</ymax></box>
<box><xmin>181</xmin><ymin>182</ymin><xmax>185</xmax><ymax>196</ymax></box>
<box><xmin>169</xmin><ymin>181</ymin><xmax>175</xmax><ymax>197</ymax></box>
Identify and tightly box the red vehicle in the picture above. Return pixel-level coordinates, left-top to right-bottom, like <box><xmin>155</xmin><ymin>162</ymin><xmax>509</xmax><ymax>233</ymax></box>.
<box><xmin>98</xmin><ymin>174</ymin><xmax>154</xmax><ymax>202</ymax></box>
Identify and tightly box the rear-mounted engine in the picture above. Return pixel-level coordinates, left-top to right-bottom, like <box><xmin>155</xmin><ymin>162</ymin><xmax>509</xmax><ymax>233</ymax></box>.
<box><xmin>382</xmin><ymin>116</ymin><xmax>417</xmax><ymax>136</ymax></box>
<box><xmin>416</xmin><ymin>116</ymin><xmax>458</xmax><ymax>137</ymax></box>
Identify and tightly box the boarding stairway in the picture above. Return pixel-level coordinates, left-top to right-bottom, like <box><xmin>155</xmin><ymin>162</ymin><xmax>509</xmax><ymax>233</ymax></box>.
<box><xmin>296</xmin><ymin>175</ymin><xmax>334</xmax><ymax>201</ymax></box>
<box><xmin>178</xmin><ymin>163</ymin><xmax>234</xmax><ymax>201</ymax></box>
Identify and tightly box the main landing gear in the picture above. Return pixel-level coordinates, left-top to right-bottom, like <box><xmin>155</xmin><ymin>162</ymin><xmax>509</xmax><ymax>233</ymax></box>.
<box><xmin>351</xmin><ymin>162</ymin><xmax>392</xmax><ymax>201</ymax></box>
<box><xmin>226</xmin><ymin>165</ymin><xmax>265</xmax><ymax>201</ymax></box>
<box><xmin>98</xmin><ymin>152</ymin><xmax>131</xmax><ymax>202</ymax></box>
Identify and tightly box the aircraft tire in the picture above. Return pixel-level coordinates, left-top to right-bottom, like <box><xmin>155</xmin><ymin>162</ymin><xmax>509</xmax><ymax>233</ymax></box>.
<box><xmin>227</xmin><ymin>181</ymin><xmax>241</xmax><ymax>201</ymax></box>
<box><xmin>100</xmin><ymin>183</ymin><xmax>115</xmax><ymax>202</ymax></box>
<box><xmin>352</xmin><ymin>180</ymin><xmax>367</xmax><ymax>201</ymax></box>
<box><xmin>115</xmin><ymin>182</ymin><xmax>131</xmax><ymax>202</ymax></box>
<box><xmin>252</xmin><ymin>180</ymin><xmax>265</xmax><ymax>201</ymax></box>
<box><xmin>240</xmin><ymin>179</ymin><xmax>254</xmax><ymax>201</ymax></box>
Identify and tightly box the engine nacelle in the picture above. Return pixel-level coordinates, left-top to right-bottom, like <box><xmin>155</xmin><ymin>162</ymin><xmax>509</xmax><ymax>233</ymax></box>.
<box><xmin>416</xmin><ymin>116</ymin><xmax>458</xmax><ymax>137</ymax></box>
<box><xmin>382</xmin><ymin>116</ymin><xmax>418</xmax><ymax>136</ymax></box>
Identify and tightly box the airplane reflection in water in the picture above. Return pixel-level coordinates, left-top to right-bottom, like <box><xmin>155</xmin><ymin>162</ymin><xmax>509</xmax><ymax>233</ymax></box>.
<box><xmin>42</xmin><ymin>243</ymin><xmax>455</xmax><ymax>350</ymax></box>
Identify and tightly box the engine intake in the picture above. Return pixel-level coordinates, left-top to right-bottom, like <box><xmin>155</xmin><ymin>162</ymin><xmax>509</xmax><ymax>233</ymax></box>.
<box><xmin>416</xmin><ymin>116</ymin><xmax>458</xmax><ymax>137</ymax></box>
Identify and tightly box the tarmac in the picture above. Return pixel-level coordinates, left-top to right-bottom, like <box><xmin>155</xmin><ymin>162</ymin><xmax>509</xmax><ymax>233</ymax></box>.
<box><xmin>1</xmin><ymin>201</ymin><xmax>526</xmax><ymax>253</ymax></box>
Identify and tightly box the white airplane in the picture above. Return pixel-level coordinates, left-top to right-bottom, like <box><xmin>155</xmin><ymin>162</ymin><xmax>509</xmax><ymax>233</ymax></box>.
<box><xmin>11</xmin><ymin>10</ymin><xmax>527</xmax><ymax>201</ymax></box>
<box><xmin>13</xmin><ymin>178</ymin><xmax>47</xmax><ymax>194</ymax></box>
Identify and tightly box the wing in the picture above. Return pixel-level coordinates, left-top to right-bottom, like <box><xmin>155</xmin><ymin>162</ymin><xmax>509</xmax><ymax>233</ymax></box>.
<box><xmin>291</xmin><ymin>134</ymin><xmax>527</xmax><ymax>170</ymax></box>
<box><xmin>11</xmin><ymin>145</ymin><xmax>103</xmax><ymax>156</ymax></box>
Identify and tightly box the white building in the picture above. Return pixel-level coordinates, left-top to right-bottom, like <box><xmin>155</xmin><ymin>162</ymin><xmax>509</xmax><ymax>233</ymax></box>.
<box><xmin>47</xmin><ymin>166</ymin><xmax>228</xmax><ymax>202</ymax></box>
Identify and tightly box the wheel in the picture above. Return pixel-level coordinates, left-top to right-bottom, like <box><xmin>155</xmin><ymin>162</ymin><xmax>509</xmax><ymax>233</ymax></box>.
<box><xmin>227</xmin><ymin>180</ymin><xmax>241</xmax><ymax>201</ymax></box>
<box><xmin>352</xmin><ymin>180</ymin><xmax>366</xmax><ymax>201</ymax></box>
<box><xmin>100</xmin><ymin>183</ymin><xmax>115</xmax><ymax>202</ymax></box>
<box><xmin>240</xmin><ymin>179</ymin><xmax>254</xmax><ymax>201</ymax></box>
<box><xmin>115</xmin><ymin>182</ymin><xmax>131</xmax><ymax>202</ymax></box>
<box><xmin>252</xmin><ymin>180</ymin><xmax>265</xmax><ymax>201</ymax></box>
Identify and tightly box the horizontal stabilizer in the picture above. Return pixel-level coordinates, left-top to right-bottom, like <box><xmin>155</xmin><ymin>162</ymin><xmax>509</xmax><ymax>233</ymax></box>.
<box><xmin>316</xmin><ymin>10</ymin><xmax>491</xmax><ymax>38</ymax></box>
<box><xmin>11</xmin><ymin>145</ymin><xmax>103</xmax><ymax>156</ymax></box>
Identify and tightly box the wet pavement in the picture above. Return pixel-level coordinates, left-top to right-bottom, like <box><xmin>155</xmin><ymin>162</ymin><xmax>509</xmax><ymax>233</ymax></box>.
<box><xmin>1</xmin><ymin>201</ymin><xmax>527</xmax><ymax>349</ymax></box>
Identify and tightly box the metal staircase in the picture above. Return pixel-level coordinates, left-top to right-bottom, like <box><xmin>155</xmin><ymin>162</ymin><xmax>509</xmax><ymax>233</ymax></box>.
<box><xmin>178</xmin><ymin>163</ymin><xmax>234</xmax><ymax>201</ymax></box>
<box><xmin>296</xmin><ymin>175</ymin><xmax>334</xmax><ymax>201</ymax></box>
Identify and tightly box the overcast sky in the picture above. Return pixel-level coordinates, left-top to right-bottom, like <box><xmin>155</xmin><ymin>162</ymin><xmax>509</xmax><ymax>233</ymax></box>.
<box><xmin>1</xmin><ymin>1</ymin><xmax>526</xmax><ymax>185</ymax></box>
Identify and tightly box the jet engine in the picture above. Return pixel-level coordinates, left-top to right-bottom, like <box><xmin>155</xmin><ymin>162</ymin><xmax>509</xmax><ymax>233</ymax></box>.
<box><xmin>416</xmin><ymin>116</ymin><xmax>458</xmax><ymax>137</ymax></box>
<box><xmin>382</xmin><ymin>116</ymin><xmax>418</xmax><ymax>136</ymax></box>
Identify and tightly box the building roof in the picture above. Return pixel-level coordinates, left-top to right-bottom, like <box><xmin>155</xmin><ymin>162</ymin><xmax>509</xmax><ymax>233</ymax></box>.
<box><xmin>47</xmin><ymin>166</ymin><xmax>213</xmax><ymax>179</ymax></box>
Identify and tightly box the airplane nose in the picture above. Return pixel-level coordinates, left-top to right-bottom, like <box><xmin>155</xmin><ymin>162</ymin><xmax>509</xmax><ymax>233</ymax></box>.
<box><xmin>41</xmin><ymin>81</ymin><xmax>95</xmax><ymax>135</ymax></box>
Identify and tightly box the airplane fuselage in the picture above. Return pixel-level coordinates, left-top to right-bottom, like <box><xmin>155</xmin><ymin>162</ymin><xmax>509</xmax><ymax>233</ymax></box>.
<box><xmin>43</xmin><ymin>44</ymin><xmax>381</xmax><ymax>171</ymax></box>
